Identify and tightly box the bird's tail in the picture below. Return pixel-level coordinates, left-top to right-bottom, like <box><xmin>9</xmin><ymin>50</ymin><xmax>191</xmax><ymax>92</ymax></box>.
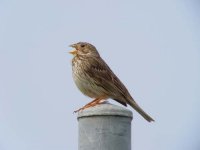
<box><xmin>127</xmin><ymin>99</ymin><xmax>154</xmax><ymax>122</ymax></box>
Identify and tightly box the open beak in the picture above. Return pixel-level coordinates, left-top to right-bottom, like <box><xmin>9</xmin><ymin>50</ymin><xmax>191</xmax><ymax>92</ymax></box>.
<box><xmin>69</xmin><ymin>44</ymin><xmax>78</xmax><ymax>55</ymax></box>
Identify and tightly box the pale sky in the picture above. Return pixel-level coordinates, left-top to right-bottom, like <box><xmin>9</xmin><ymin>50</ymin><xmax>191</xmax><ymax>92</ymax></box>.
<box><xmin>0</xmin><ymin>0</ymin><xmax>200</xmax><ymax>150</ymax></box>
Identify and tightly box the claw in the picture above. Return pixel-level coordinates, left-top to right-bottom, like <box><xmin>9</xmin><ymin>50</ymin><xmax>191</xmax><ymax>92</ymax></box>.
<box><xmin>73</xmin><ymin>97</ymin><xmax>107</xmax><ymax>114</ymax></box>
<box><xmin>73</xmin><ymin>108</ymin><xmax>84</xmax><ymax>113</ymax></box>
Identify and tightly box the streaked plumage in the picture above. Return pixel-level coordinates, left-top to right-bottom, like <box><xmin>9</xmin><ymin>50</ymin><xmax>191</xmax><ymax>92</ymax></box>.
<box><xmin>69</xmin><ymin>42</ymin><xmax>154</xmax><ymax>122</ymax></box>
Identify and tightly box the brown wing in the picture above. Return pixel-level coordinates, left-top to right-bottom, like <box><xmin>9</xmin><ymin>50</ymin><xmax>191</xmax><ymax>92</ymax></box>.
<box><xmin>85</xmin><ymin>57</ymin><xmax>133</xmax><ymax>106</ymax></box>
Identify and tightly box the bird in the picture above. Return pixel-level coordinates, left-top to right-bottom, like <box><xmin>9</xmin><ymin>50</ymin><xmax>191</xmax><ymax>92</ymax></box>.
<box><xmin>69</xmin><ymin>42</ymin><xmax>154</xmax><ymax>122</ymax></box>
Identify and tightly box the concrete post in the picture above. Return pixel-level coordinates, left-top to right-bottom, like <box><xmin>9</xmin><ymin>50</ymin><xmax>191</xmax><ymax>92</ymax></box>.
<box><xmin>77</xmin><ymin>103</ymin><xmax>133</xmax><ymax>150</ymax></box>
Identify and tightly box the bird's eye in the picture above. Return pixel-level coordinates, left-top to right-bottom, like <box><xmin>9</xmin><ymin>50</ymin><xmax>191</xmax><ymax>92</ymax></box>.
<box><xmin>80</xmin><ymin>44</ymin><xmax>85</xmax><ymax>48</ymax></box>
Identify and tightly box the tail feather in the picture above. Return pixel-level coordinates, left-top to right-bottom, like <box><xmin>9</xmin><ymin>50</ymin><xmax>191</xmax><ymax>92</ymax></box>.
<box><xmin>127</xmin><ymin>99</ymin><xmax>154</xmax><ymax>122</ymax></box>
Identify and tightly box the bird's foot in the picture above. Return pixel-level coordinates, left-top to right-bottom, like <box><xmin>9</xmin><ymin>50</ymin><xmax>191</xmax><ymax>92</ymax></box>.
<box><xmin>73</xmin><ymin>97</ymin><xmax>107</xmax><ymax>114</ymax></box>
<box><xmin>73</xmin><ymin>101</ymin><xmax>105</xmax><ymax>114</ymax></box>
<box><xmin>73</xmin><ymin>107</ymin><xmax>85</xmax><ymax>113</ymax></box>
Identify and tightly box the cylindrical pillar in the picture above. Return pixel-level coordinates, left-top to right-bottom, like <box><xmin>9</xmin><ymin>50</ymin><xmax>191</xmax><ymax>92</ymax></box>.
<box><xmin>77</xmin><ymin>103</ymin><xmax>133</xmax><ymax>150</ymax></box>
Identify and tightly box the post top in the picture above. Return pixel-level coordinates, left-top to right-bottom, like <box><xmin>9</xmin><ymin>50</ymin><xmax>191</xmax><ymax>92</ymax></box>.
<box><xmin>77</xmin><ymin>102</ymin><xmax>133</xmax><ymax>119</ymax></box>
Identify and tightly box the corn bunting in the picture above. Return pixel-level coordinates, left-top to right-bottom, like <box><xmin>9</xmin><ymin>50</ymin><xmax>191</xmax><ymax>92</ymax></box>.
<box><xmin>69</xmin><ymin>42</ymin><xmax>154</xmax><ymax>122</ymax></box>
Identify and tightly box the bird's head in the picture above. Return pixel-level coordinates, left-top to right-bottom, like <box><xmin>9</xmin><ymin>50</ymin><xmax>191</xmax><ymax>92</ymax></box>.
<box><xmin>69</xmin><ymin>42</ymin><xmax>100</xmax><ymax>57</ymax></box>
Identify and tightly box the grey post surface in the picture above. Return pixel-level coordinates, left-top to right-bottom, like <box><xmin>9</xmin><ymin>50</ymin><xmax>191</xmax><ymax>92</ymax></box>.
<box><xmin>77</xmin><ymin>103</ymin><xmax>133</xmax><ymax>150</ymax></box>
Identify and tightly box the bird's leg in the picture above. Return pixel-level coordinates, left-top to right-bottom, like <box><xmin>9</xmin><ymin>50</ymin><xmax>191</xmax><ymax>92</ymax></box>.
<box><xmin>73</xmin><ymin>97</ymin><xmax>100</xmax><ymax>113</ymax></box>
<box><xmin>74</xmin><ymin>97</ymin><xmax>106</xmax><ymax>113</ymax></box>
<box><xmin>81</xmin><ymin>98</ymin><xmax>106</xmax><ymax>110</ymax></box>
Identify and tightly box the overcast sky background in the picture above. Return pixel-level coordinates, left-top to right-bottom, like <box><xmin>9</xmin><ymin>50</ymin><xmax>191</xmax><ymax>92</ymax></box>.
<box><xmin>0</xmin><ymin>0</ymin><xmax>200</xmax><ymax>150</ymax></box>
